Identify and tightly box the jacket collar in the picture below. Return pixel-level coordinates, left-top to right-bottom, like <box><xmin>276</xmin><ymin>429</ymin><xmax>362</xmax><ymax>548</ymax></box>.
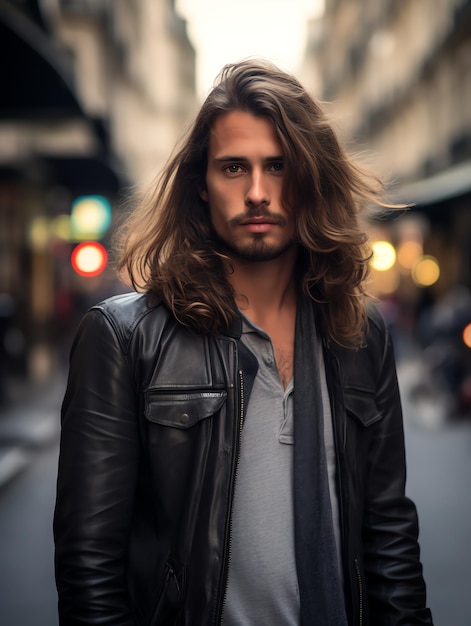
<box><xmin>225</xmin><ymin>314</ymin><xmax>243</xmax><ymax>339</ymax></box>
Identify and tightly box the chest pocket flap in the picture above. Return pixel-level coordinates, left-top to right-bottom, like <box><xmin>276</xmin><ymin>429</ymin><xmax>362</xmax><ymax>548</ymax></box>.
<box><xmin>145</xmin><ymin>390</ymin><xmax>227</xmax><ymax>430</ymax></box>
<box><xmin>344</xmin><ymin>387</ymin><xmax>382</xmax><ymax>427</ymax></box>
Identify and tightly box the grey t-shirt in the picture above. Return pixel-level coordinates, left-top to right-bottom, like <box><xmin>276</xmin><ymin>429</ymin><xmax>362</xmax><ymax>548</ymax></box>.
<box><xmin>221</xmin><ymin>315</ymin><xmax>342</xmax><ymax>625</ymax></box>
<box><xmin>222</xmin><ymin>316</ymin><xmax>299</xmax><ymax>625</ymax></box>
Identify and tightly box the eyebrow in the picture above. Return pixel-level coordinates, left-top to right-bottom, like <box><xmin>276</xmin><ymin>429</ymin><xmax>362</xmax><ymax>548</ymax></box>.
<box><xmin>213</xmin><ymin>156</ymin><xmax>284</xmax><ymax>163</ymax></box>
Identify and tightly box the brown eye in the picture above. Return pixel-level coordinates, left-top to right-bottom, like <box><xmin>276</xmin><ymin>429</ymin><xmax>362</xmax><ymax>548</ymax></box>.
<box><xmin>269</xmin><ymin>161</ymin><xmax>284</xmax><ymax>173</ymax></box>
<box><xmin>225</xmin><ymin>164</ymin><xmax>243</xmax><ymax>173</ymax></box>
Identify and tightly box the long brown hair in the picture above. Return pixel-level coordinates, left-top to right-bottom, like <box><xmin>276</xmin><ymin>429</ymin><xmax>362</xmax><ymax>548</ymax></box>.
<box><xmin>115</xmin><ymin>59</ymin><xmax>390</xmax><ymax>347</ymax></box>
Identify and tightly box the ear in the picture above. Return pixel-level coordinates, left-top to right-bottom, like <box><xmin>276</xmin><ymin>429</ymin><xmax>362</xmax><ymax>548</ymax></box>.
<box><xmin>199</xmin><ymin>188</ymin><xmax>208</xmax><ymax>203</ymax></box>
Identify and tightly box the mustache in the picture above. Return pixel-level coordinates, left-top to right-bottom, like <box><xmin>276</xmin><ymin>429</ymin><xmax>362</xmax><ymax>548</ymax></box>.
<box><xmin>228</xmin><ymin>208</ymin><xmax>287</xmax><ymax>227</ymax></box>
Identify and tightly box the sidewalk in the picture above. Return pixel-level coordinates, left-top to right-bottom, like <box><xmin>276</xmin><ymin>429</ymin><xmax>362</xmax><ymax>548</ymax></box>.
<box><xmin>0</xmin><ymin>372</ymin><xmax>66</xmax><ymax>489</ymax></box>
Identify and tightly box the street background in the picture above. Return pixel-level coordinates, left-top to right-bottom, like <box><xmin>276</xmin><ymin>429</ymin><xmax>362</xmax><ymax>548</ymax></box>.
<box><xmin>1</xmin><ymin>1</ymin><xmax>471</xmax><ymax>625</ymax></box>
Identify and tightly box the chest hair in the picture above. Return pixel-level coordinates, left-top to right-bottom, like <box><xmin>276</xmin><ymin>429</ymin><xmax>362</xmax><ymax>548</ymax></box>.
<box><xmin>274</xmin><ymin>344</ymin><xmax>293</xmax><ymax>389</ymax></box>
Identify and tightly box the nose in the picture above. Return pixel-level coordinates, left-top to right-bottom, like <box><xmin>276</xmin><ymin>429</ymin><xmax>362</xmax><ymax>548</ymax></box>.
<box><xmin>245</xmin><ymin>170</ymin><xmax>270</xmax><ymax>207</ymax></box>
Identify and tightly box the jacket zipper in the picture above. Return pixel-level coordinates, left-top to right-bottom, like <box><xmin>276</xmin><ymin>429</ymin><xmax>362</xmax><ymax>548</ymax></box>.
<box><xmin>354</xmin><ymin>557</ymin><xmax>363</xmax><ymax>626</ymax></box>
<box><xmin>217</xmin><ymin>368</ymin><xmax>245</xmax><ymax>624</ymax></box>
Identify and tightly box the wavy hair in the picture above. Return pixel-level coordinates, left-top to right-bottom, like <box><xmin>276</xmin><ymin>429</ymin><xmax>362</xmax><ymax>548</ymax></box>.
<box><xmin>115</xmin><ymin>59</ymin><xmax>392</xmax><ymax>347</ymax></box>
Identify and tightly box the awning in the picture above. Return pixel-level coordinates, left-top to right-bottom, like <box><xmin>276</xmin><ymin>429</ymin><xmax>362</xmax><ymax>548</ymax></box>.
<box><xmin>396</xmin><ymin>160</ymin><xmax>471</xmax><ymax>207</ymax></box>
<box><xmin>0</xmin><ymin>1</ymin><xmax>83</xmax><ymax>118</ymax></box>
<box><xmin>0</xmin><ymin>3</ymin><xmax>127</xmax><ymax>193</ymax></box>
<box><xmin>43</xmin><ymin>156</ymin><xmax>123</xmax><ymax>195</ymax></box>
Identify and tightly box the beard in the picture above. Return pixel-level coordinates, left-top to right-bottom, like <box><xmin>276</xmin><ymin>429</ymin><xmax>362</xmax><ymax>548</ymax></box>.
<box><xmin>210</xmin><ymin>207</ymin><xmax>296</xmax><ymax>263</ymax></box>
<box><xmin>211</xmin><ymin>229</ymin><xmax>296</xmax><ymax>263</ymax></box>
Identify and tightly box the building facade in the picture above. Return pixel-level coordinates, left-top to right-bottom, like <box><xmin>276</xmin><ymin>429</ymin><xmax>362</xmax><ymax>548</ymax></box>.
<box><xmin>302</xmin><ymin>0</ymin><xmax>471</xmax><ymax>341</ymax></box>
<box><xmin>0</xmin><ymin>0</ymin><xmax>196</xmax><ymax>392</ymax></box>
<box><xmin>55</xmin><ymin>0</ymin><xmax>196</xmax><ymax>189</ymax></box>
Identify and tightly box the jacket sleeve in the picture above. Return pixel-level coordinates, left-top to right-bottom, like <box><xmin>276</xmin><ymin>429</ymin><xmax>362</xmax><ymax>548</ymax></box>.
<box><xmin>54</xmin><ymin>308</ymin><xmax>139</xmax><ymax>625</ymax></box>
<box><xmin>362</xmin><ymin>315</ymin><xmax>433</xmax><ymax>625</ymax></box>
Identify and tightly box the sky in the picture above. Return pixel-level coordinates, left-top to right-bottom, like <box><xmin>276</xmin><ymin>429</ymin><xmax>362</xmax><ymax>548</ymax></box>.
<box><xmin>176</xmin><ymin>0</ymin><xmax>324</xmax><ymax>99</ymax></box>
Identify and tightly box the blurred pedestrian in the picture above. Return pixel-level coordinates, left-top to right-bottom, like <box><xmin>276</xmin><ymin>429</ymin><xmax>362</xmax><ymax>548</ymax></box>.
<box><xmin>54</xmin><ymin>60</ymin><xmax>433</xmax><ymax>625</ymax></box>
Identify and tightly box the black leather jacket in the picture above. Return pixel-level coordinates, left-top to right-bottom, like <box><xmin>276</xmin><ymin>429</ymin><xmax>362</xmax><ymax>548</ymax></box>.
<box><xmin>54</xmin><ymin>292</ymin><xmax>432</xmax><ymax>626</ymax></box>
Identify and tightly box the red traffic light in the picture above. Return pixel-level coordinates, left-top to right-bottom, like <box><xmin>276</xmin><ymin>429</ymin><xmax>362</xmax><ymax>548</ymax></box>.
<box><xmin>71</xmin><ymin>242</ymin><xmax>108</xmax><ymax>277</ymax></box>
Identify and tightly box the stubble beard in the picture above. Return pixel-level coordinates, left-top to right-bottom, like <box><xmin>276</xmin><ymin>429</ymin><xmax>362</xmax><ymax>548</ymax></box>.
<box><xmin>212</xmin><ymin>231</ymin><xmax>296</xmax><ymax>263</ymax></box>
<box><xmin>211</xmin><ymin>207</ymin><xmax>296</xmax><ymax>263</ymax></box>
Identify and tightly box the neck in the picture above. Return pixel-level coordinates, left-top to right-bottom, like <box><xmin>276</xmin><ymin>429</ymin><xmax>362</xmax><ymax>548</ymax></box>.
<box><xmin>227</xmin><ymin>249</ymin><xmax>298</xmax><ymax>328</ymax></box>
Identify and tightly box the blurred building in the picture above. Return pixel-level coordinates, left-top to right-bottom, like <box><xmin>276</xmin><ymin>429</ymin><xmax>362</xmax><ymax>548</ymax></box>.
<box><xmin>0</xmin><ymin>0</ymin><xmax>196</xmax><ymax>391</ymax></box>
<box><xmin>54</xmin><ymin>0</ymin><xmax>197</xmax><ymax>189</ymax></box>
<box><xmin>302</xmin><ymin>0</ymin><xmax>471</xmax><ymax>338</ymax></box>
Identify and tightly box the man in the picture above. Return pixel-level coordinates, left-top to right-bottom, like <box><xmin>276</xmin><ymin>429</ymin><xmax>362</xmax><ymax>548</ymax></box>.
<box><xmin>54</xmin><ymin>60</ymin><xmax>433</xmax><ymax>625</ymax></box>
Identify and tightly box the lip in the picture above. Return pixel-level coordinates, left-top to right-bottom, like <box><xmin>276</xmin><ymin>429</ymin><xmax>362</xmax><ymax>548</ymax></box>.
<box><xmin>239</xmin><ymin>215</ymin><xmax>278</xmax><ymax>227</ymax></box>
<box><xmin>239</xmin><ymin>215</ymin><xmax>278</xmax><ymax>224</ymax></box>
<box><xmin>241</xmin><ymin>222</ymin><xmax>276</xmax><ymax>233</ymax></box>
<box><xmin>236</xmin><ymin>214</ymin><xmax>282</xmax><ymax>233</ymax></box>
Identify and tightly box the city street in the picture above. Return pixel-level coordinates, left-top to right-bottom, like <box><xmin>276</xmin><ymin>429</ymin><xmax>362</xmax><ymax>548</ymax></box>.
<box><xmin>2</xmin><ymin>3</ymin><xmax>470</xmax><ymax>626</ymax></box>
<box><xmin>0</xmin><ymin>374</ymin><xmax>64</xmax><ymax>626</ymax></box>
<box><xmin>0</xmin><ymin>359</ymin><xmax>470</xmax><ymax>626</ymax></box>
<box><xmin>399</xmin><ymin>357</ymin><xmax>471</xmax><ymax>626</ymax></box>
<box><xmin>0</xmin><ymin>441</ymin><xmax>59</xmax><ymax>625</ymax></box>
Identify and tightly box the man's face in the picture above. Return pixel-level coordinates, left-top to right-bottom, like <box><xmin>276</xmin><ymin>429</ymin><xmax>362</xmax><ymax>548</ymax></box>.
<box><xmin>202</xmin><ymin>110</ymin><xmax>296</xmax><ymax>263</ymax></box>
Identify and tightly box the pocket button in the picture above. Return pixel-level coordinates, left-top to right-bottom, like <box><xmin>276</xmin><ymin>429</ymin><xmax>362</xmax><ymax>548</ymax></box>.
<box><xmin>180</xmin><ymin>412</ymin><xmax>190</xmax><ymax>424</ymax></box>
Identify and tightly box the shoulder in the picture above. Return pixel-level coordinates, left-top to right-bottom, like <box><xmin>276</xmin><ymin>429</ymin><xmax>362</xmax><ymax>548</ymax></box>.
<box><xmin>330</xmin><ymin>301</ymin><xmax>389</xmax><ymax>356</ymax></box>
<box><xmin>85</xmin><ymin>291</ymin><xmax>172</xmax><ymax>354</ymax></box>
<box><xmin>92</xmin><ymin>291</ymin><xmax>161</xmax><ymax>328</ymax></box>
<box><xmin>329</xmin><ymin>301</ymin><xmax>393</xmax><ymax>388</ymax></box>
<box><xmin>355</xmin><ymin>301</ymin><xmax>392</xmax><ymax>370</ymax></box>
<box><xmin>366</xmin><ymin>300</ymin><xmax>387</xmax><ymax>333</ymax></box>
<box><xmin>365</xmin><ymin>300</ymin><xmax>389</xmax><ymax>353</ymax></box>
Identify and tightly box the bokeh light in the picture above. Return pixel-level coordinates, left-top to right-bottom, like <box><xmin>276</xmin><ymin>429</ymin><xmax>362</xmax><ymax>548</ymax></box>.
<box><xmin>463</xmin><ymin>323</ymin><xmax>471</xmax><ymax>348</ymax></box>
<box><xmin>71</xmin><ymin>242</ymin><xmax>108</xmax><ymax>277</ymax></box>
<box><xmin>397</xmin><ymin>240</ymin><xmax>423</xmax><ymax>271</ymax></box>
<box><xmin>70</xmin><ymin>195</ymin><xmax>112</xmax><ymax>240</ymax></box>
<box><xmin>411</xmin><ymin>255</ymin><xmax>440</xmax><ymax>287</ymax></box>
<box><xmin>371</xmin><ymin>240</ymin><xmax>396</xmax><ymax>271</ymax></box>
<box><xmin>49</xmin><ymin>214</ymin><xmax>72</xmax><ymax>241</ymax></box>
<box><xmin>29</xmin><ymin>216</ymin><xmax>50</xmax><ymax>250</ymax></box>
